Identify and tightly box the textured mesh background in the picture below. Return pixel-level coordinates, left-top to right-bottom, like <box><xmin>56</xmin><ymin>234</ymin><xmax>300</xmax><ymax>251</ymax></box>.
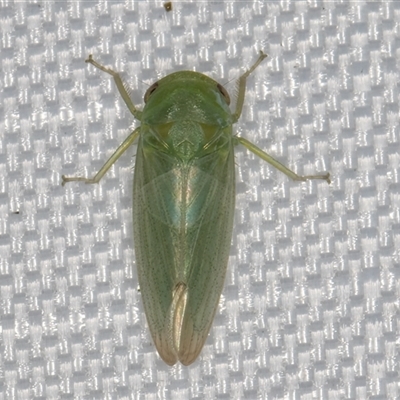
<box><xmin>0</xmin><ymin>1</ymin><xmax>399</xmax><ymax>399</ymax></box>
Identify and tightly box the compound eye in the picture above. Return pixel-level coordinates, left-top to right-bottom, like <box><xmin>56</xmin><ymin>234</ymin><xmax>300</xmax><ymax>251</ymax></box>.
<box><xmin>217</xmin><ymin>83</ymin><xmax>230</xmax><ymax>105</ymax></box>
<box><xmin>144</xmin><ymin>82</ymin><xmax>159</xmax><ymax>103</ymax></box>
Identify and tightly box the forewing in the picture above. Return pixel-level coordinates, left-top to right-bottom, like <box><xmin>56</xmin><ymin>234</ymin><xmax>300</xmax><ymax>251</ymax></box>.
<box><xmin>176</xmin><ymin>152</ymin><xmax>235</xmax><ymax>365</ymax></box>
<box><xmin>132</xmin><ymin>141</ymin><xmax>178</xmax><ymax>365</ymax></box>
<box><xmin>133</xmin><ymin>133</ymin><xmax>235</xmax><ymax>365</ymax></box>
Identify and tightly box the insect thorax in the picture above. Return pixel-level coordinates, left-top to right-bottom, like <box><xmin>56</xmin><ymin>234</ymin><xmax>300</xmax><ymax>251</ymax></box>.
<box><xmin>168</xmin><ymin>121</ymin><xmax>204</xmax><ymax>160</ymax></box>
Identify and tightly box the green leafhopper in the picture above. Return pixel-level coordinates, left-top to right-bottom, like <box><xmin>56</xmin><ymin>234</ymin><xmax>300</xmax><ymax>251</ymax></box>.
<box><xmin>62</xmin><ymin>52</ymin><xmax>330</xmax><ymax>365</ymax></box>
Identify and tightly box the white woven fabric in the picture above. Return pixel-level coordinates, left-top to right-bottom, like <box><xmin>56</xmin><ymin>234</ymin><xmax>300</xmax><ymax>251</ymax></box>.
<box><xmin>0</xmin><ymin>1</ymin><xmax>398</xmax><ymax>399</ymax></box>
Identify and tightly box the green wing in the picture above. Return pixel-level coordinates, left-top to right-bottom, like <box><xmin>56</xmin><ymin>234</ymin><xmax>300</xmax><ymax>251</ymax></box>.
<box><xmin>133</xmin><ymin>133</ymin><xmax>235</xmax><ymax>365</ymax></box>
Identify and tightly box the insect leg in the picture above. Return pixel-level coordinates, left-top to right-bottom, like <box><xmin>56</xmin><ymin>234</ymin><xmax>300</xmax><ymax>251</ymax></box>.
<box><xmin>232</xmin><ymin>51</ymin><xmax>268</xmax><ymax>123</ymax></box>
<box><xmin>62</xmin><ymin>126</ymin><xmax>141</xmax><ymax>186</ymax></box>
<box><xmin>236</xmin><ymin>136</ymin><xmax>331</xmax><ymax>184</ymax></box>
<box><xmin>86</xmin><ymin>55</ymin><xmax>142</xmax><ymax>120</ymax></box>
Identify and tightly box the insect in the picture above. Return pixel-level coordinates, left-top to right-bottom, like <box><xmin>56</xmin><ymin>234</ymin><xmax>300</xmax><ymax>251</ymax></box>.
<box><xmin>62</xmin><ymin>52</ymin><xmax>330</xmax><ymax>365</ymax></box>
<box><xmin>163</xmin><ymin>1</ymin><xmax>172</xmax><ymax>12</ymax></box>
